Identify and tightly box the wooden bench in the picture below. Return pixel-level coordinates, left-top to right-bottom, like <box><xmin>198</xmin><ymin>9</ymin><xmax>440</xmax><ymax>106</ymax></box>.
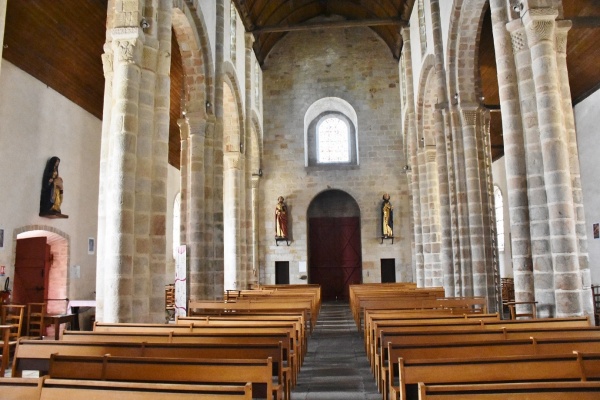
<box><xmin>13</xmin><ymin>339</ymin><xmax>292</xmax><ymax>400</ymax></box>
<box><xmin>0</xmin><ymin>377</ymin><xmax>40</xmax><ymax>400</ymax></box>
<box><xmin>0</xmin><ymin>377</ymin><xmax>253</xmax><ymax>400</ymax></box>
<box><xmin>372</xmin><ymin>316</ymin><xmax>591</xmax><ymax>373</ymax></box>
<box><xmin>48</xmin><ymin>354</ymin><xmax>282</xmax><ymax>400</ymax></box>
<box><xmin>376</xmin><ymin>322</ymin><xmax>600</xmax><ymax>399</ymax></box>
<box><xmin>358</xmin><ymin>297</ymin><xmax>488</xmax><ymax>331</ymax></box>
<box><xmin>62</xmin><ymin>330</ymin><xmax>298</xmax><ymax>387</ymax></box>
<box><xmin>417</xmin><ymin>381</ymin><xmax>600</xmax><ymax>399</ymax></box>
<box><xmin>89</xmin><ymin>322</ymin><xmax>302</xmax><ymax>382</ymax></box>
<box><xmin>384</xmin><ymin>336</ymin><xmax>600</xmax><ymax>400</ymax></box>
<box><xmin>390</xmin><ymin>352</ymin><xmax>600</xmax><ymax>400</ymax></box>
<box><xmin>188</xmin><ymin>300</ymin><xmax>317</xmax><ymax>333</ymax></box>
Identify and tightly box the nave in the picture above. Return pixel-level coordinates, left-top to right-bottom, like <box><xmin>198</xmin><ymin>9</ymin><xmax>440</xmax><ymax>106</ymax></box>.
<box><xmin>292</xmin><ymin>302</ymin><xmax>380</xmax><ymax>399</ymax></box>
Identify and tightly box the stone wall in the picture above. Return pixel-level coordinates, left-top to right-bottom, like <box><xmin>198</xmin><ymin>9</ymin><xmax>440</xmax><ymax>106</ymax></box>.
<box><xmin>260</xmin><ymin>23</ymin><xmax>412</xmax><ymax>285</ymax></box>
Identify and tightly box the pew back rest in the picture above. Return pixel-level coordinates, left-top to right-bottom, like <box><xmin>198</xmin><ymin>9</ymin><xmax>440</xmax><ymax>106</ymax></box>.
<box><xmin>48</xmin><ymin>354</ymin><xmax>275</xmax><ymax>399</ymax></box>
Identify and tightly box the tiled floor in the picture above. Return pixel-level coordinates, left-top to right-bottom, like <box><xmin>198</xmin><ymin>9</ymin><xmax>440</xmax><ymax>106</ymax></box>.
<box><xmin>291</xmin><ymin>302</ymin><xmax>381</xmax><ymax>399</ymax></box>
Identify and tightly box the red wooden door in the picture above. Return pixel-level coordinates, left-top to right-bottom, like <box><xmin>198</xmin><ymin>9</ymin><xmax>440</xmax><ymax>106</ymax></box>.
<box><xmin>309</xmin><ymin>217</ymin><xmax>362</xmax><ymax>301</ymax></box>
<box><xmin>13</xmin><ymin>237</ymin><xmax>50</xmax><ymax>304</ymax></box>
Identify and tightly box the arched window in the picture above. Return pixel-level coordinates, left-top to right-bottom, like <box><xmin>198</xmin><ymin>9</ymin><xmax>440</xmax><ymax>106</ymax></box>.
<box><xmin>172</xmin><ymin>192</ymin><xmax>181</xmax><ymax>259</ymax></box>
<box><xmin>317</xmin><ymin>116</ymin><xmax>350</xmax><ymax>163</ymax></box>
<box><xmin>494</xmin><ymin>186</ymin><xmax>504</xmax><ymax>252</ymax></box>
<box><xmin>304</xmin><ymin>97</ymin><xmax>358</xmax><ymax>167</ymax></box>
<box><xmin>229</xmin><ymin>1</ymin><xmax>237</xmax><ymax>63</ymax></box>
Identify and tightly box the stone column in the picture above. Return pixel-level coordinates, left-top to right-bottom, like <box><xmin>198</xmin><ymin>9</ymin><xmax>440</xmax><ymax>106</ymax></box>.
<box><xmin>523</xmin><ymin>8</ymin><xmax>582</xmax><ymax>316</ymax></box>
<box><xmin>224</xmin><ymin>152</ymin><xmax>242</xmax><ymax>290</ymax></box>
<box><xmin>251</xmin><ymin>175</ymin><xmax>260</xmax><ymax>283</ymax></box>
<box><xmin>400</xmin><ymin>27</ymin><xmax>424</xmax><ymax>288</ymax></box>
<box><xmin>555</xmin><ymin>21</ymin><xmax>594</xmax><ymax>317</ymax></box>
<box><xmin>425</xmin><ymin>146</ymin><xmax>441</xmax><ymax>287</ymax></box>
<box><xmin>96</xmin><ymin>44</ymin><xmax>115</xmax><ymax>321</ymax></box>
<box><xmin>430</xmin><ymin>0</ymin><xmax>451</xmax><ymax>290</ymax></box>
<box><xmin>207</xmin><ymin>0</ymin><xmax>226</xmax><ymax>300</ymax></box>
<box><xmin>460</xmin><ymin>107</ymin><xmax>486</xmax><ymax>298</ymax></box>
<box><xmin>418</xmin><ymin>147</ymin><xmax>429</xmax><ymax>287</ymax></box>
<box><xmin>244</xmin><ymin>33</ymin><xmax>256</xmax><ymax>287</ymax></box>
<box><xmin>490</xmin><ymin>0</ymin><xmax>534</xmax><ymax>315</ymax></box>
<box><xmin>182</xmin><ymin>114</ymin><xmax>207</xmax><ymax>299</ymax></box>
<box><xmin>147</xmin><ymin>0</ymin><xmax>172</xmax><ymax>322</ymax></box>
<box><xmin>507</xmin><ymin>19</ymin><xmax>552</xmax><ymax>316</ymax></box>
<box><xmin>102</xmin><ymin>27</ymin><xmax>144</xmax><ymax>322</ymax></box>
<box><xmin>449</xmin><ymin>108</ymin><xmax>471</xmax><ymax>296</ymax></box>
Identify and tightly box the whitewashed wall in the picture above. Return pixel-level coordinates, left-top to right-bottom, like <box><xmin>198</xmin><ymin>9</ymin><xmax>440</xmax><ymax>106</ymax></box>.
<box><xmin>575</xmin><ymin>88</ymin><xmax>600</xmax><ymax>285</ymax></box>
<box><xmin>0</xmin><ymin>60</ymin><xmax>101</xmax><ymax>299</ymax></box>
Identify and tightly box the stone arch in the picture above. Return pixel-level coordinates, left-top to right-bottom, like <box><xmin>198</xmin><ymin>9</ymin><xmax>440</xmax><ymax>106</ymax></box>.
<box><xmin>446</xmin><ymin>0</ymin><xmax>488</xmax><ymax>104</ymax></box>
<box><xmin>249</xmin><ymin>111</ymin><xmax>263</xmax><ymax>173</ymax></box>
<box><xmin>223</xmin><ymin>66</ymin><xmax>246</xmax><ymax>153</ymax></box>
<box><xmin>416</xmin><ymin>54</ymin><xmax>436</xmax><ymax>145</ymax></box>
<box><xmin>172</xmin><ymin>1</ymin><xmax>215</xmax><ymax>117</ymax></box>
<box><xmin>307</xmin><ymin>189</ymin><xmax>362</xmax><ymax>301</ymax></box>
<box><xmin>12</xmin><ymin>225</ymin><xmax>70</xmax><ymax>315</ymax></box>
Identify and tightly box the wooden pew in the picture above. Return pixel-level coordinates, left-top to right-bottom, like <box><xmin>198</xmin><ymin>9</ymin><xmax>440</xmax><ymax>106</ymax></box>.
<box><xmin>94</xmin><ymin>320</ymin><xmax>304</xmax><ymax>359</ymax></box>
<box><xmin>385</xmin><ymin>336</ymin><xmax>600</xmax><ymax>400</ymax></box>
<box><xmin>0</xmin><ymin>377</ymin><xmax>40</xmax><ymax>400</ymax></box>
<box><xmin>188</xmin><ymin>300</ymin><xmax>317</xmax><ymax>332</ymax></box>
<box><xmin>389</xmin><ymin>352</ymin><xmax>600</xmax><ymax>400</ymax></box>
<box><xmin>48</xmin><ymin>354</ymin><xmax>282</xmax><ymax>400</ymax></box>
<box><xmin>357</xmin><ymin>297</ymin><xmax>488</xmax><ymax>331</ymax></box>
<box><xmin>61</xmin><ymin>330</ymin><xmax>298</xmax><ymax>388</ymax></box>
<box><xmin>372</xmin><ymin>316</ymin><xmax>591</xmax><ymax>373</ymax></box>
<box><xmin>90</xmin><ymin>322</ymin><xmax>302</xmax><ymax>382</ymax></box>
<box><xmin>375</xmin><ymin>320</ymin><xmax>598</xmax><ymax>399</ymax></box>
<box><xmin>417</xmin><ymin>381</ymin><xmax>600</xmax><ymax>399</ymax></box>
<box><xmin>13</xmin><ymin>339</ymin><xmax>291</xmax><ymax>400</ymax></box>
<box><xmin>0</xmin><ymin>377</ymin><xmax>253</xmax><ymax>400</ymax></box>
<box><xmin>366</xmin><ymin>313</ymin><xmax>500</xmax><ymax>363</ymax></box>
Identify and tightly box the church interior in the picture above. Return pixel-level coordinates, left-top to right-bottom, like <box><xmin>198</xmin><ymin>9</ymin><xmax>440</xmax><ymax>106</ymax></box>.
<box><xmin>1</xmin><ymin>0</ymin><xmax>600</xmax><ymax>397</ymax></box>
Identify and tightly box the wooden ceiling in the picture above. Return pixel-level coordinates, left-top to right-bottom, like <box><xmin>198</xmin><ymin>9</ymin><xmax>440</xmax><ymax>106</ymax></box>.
<box><xmin>3</xmin><ymin>1</ymin><xmax>600</xmax><ymax>166</ymax></box>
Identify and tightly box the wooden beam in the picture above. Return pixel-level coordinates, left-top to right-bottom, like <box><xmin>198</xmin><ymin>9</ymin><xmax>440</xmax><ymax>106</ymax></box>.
<box><xmin>571</xmin><ymin>16</ymin><xmax>600</xmax><ymax>29</ymax></box>
<box><xmin>252</xmin><ymin>18</ymin><xmax>407</xmax><ymax>35</ymax></box>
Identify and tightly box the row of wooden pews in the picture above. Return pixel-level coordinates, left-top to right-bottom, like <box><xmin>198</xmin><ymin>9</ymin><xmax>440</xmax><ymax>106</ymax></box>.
<box><xmin>1</xmin><ymin>284</ymin><xmax>321</xmax><ymax>400</ymax></box>
<box><xmin>354</xmin><ymin>283</ymin><xmax>600</xmax><ymax>400</ymax></box>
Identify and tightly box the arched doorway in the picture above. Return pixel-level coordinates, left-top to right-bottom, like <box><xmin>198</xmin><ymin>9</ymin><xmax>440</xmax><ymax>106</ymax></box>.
<box><xmin>307</xmin><ymin>190</ymin><xmax>362</xmax><ymax>301</ymax></box>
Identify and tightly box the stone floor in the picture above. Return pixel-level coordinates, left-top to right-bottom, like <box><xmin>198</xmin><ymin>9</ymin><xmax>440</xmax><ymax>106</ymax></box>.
<box><xmin>291</xmin><ymin>301</ymin><xmax>381</xmax><ymax>399</ymax></box>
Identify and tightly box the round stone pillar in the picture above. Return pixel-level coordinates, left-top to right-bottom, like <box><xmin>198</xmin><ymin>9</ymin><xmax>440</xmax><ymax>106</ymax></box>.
<box><xmin>523</xmin><ymin>8</ymin><xmax>582</xmax><ymax>317</ymax></box>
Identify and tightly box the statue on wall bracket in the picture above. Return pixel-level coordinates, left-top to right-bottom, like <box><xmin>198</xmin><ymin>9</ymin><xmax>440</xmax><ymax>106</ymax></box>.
<box><xmin>39</xmin><ymin>156</ymin><xmax>68</xmax><ymax>218</ymax></box>
<box><xmin>381</xmin><ymin>193</ymin><xmax>393</xmax><ymax>240</ymax></box>
<box><xmin>275</xmin><ymin>196</ymin><xmax>290</xmax><ymax>246</ymax></box>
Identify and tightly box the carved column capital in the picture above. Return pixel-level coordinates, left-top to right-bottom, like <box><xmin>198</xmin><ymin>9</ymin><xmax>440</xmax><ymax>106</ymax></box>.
<box><xmin>522</xmin><ymin>8</ymin><xmax>558</xmax><ymax>47</ymax></box>
<box><xmin>110</xmin><ymin>27</ymin><xmax>144</xmax><ymax>65</ymax></box>
<box><xmin>460</xmin><ymin>108</ymin><xmax>479</xmax><ymax>126</ymax></box>
<box><xmin>554</xmin><ymin>20</ymin><xmax>571</xmax><ymax>55</ymax></box>
<box><xmin>245</xmin><ymin>32</ymin><xmax>255</xmax><ymax>49</ymax></box>
<box><xmin>507</xmin><ymin>19</ymin><xmax>527</xmax><ymax>55</ymax></box>
<box><xmin>400</xmin><ymin>26</ymin><xmax>411</xmax><ymax>42</ymax></box>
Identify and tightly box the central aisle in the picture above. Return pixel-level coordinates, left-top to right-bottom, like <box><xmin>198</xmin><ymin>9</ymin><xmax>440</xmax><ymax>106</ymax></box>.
<box><xmin>292</xmin><ymin>302</ymin><xmax>381</xmax><ymax>399</ymax></box>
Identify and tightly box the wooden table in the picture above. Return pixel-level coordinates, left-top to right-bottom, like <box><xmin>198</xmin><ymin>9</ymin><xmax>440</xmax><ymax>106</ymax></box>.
<box><xmin>45</xmin><ymin>314</ymin><xmax>76</xmax><ymax>340</ymax></box>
